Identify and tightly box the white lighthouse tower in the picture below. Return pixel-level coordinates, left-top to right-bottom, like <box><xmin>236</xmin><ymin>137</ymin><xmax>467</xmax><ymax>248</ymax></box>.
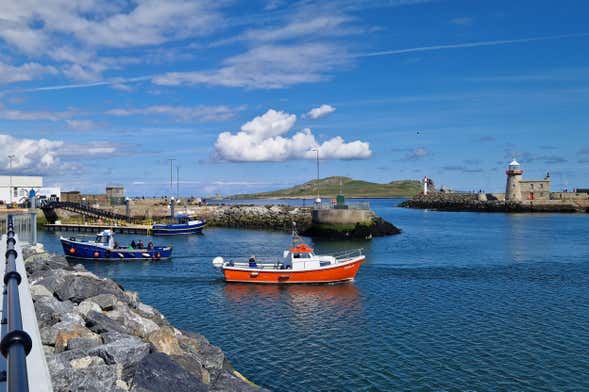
<box><xmin>505</xmin><ymin>159</ymin><xmax>523</xmax><ymax>201</ymax></box>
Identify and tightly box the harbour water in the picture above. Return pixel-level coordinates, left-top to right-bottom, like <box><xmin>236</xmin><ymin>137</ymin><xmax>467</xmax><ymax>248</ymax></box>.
<box><xmin>38</xmin><ymin>199</ymin><xmax>589</xmax><ymax>391</ymax></box>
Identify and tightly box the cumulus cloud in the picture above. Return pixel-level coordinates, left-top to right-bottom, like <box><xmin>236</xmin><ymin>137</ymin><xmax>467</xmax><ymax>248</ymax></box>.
<box><xmin>214</xmin><ymin>109</ymin><xmax>371</xmax><ymax>162</ymax></box>
<box><xmin>306</xmin><ymin>104</ymin><xmax>336</xmax><ymax>119</ymax></box>
<box><xmin>0</xmin><ymin>134</ymin><xmax>117</xmax><ymax>174</ymax></box>
<box><xmin>0</xmin><ymin>62</ymin><xmax>58</xmax><ymax>84</ymax></box>
<box><xmin>106</xmin><ymin>105</ymin><xmax>242</xmax><ymax>123</ymax></box>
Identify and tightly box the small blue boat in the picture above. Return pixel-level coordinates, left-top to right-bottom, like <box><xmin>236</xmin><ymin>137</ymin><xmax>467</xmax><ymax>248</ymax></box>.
<box><xmin>151</xmin><ymin>215</ymin><xmax>207</xmax><ymax>235</ymax></box>
<box><xmin>60</xmin><ymin>230</ymin><xmax>173</xmax><ymax>261</ymax></box>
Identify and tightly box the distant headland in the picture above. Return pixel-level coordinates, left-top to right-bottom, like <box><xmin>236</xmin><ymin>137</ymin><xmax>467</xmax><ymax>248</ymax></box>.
<box><xmin>227</xmin><ymin>176</ymin><xmax>422</xmax><ymax>199</ymax></box>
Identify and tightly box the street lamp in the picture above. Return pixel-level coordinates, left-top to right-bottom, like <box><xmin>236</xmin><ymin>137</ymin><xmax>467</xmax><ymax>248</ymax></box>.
<box><xmin>8</xmin><ymin>154</ymin><xmax>15</xmax><ymax>205</ymax></box>
<box><xmin>312</xmin><ymin>148</ymin><xmax>320</xmax><ymax>203</ymax></box>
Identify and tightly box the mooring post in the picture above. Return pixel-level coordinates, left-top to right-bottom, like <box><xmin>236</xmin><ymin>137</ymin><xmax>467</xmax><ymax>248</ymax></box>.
<box><xmin>29</xmin><ymin>193</ymin><xmax>37</xmax><ymax>245</ymax></box>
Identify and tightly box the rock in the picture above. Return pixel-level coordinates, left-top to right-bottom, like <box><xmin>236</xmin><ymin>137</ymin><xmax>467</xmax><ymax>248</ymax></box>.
<box><xmin>88</xmin><ymin>336</ymin><xmax>150</xmax><ymax>380</ymax></box>
<box><xmin>117</xmin><ymin>379</ymin><xmax>130</xmax><ymax>391</ymax></box>
<box><xmin>178</xmin><ymin>331</ymin><xmax>225</xmax><ymax>377</ymax></box>
<box><xmin>67</xmin><ymin>336</ymin><xmax>103</xmax><ymax>351</ymax></box>
<box><xmin>211</xmin><ymin>370</ymin><xmax>266</xmax><ymax>392</ymax></box>
<box><xmin>106</xmin><ymin>305</ymin><xmax>159</xmax><ymax>338</ymax></box>
<box><xmin>34</xmin><ymin>296</ymin><xmax>75</xmax><ymax>328</ymax></box>
<box><xmin>129</xmin><ymin>353</ymin><xmax>207</xmax><ymax>392</ymax></box>
<box><xmin>41</xmin><ymin>320</ymin><xmax>82</xmax><ymax>346</ymax></box>
<box><xmin>70</xmin><ymin>356</ymin><xmax>105</xmax><ymax>369</ymax></box>
<box><xmin>147</xmin><ymin>327</ymin><xmax>182</xmax><ymax>355</ymax></box>
<box><xmin>50</xmin><ymin>364</ymin><xmax>119</xmax><ymax>392</ymax></box>
<box><xmin>89</xmin><ymin>294</ymin><xmax>117</xmax><ymax>311</ymax></box>
<box><xmin>54</xmin><ymin>273</ymin><xmax>126</xmax><ymax>304</ymax></box>
<box><xmin>30</xmin><ymin>284</ymin><xmax>53</xmax><ymax>297</ymax></box>
<box><xmin>85</xmin><ymin>310</ymin><xmax>133</xmax><ymax>335</ymax></box>
<box><xmin>77</xmin><ymin>299</ymin><xmax>103</xmax><ymax>317</ymax></box>
<box><xmin>169</xmin><ymin>354</ymin><xmax>204</xmax><ymax>383</ymax></box>
<box><xmin>100</xmin><ymin>331</ymin><xmax>136</xmax><ymax>344</ymax></box>
<box><xmin>59</xmin><ymin>311</ymin><xmax>86</xmax><ymax>325</ymax></box>
<box><xmin>54</xmin><ymin>324</ymin><xmax>98</xmax><ymax>352</ymax></box>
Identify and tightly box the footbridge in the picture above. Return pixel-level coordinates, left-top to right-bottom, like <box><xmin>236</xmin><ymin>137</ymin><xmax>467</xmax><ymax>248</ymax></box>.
<box><xmin>40</xmin><ymin>201</ymin><xmax>136</xmax><ymax>224</ymax></box>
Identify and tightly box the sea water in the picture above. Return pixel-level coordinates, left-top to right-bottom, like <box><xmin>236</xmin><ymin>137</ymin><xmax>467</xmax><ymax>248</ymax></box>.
<box><xmin>38</xmin><ymin>199</ymin><xmax>589</xmax><ymax>391</ymax></box>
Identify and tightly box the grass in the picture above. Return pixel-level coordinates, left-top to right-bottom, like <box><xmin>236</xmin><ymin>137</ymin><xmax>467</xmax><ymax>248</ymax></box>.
<box><xmin>229</xmin><ymin>176</ymin><xmax>421</xmax><ymax>199</ymax></box>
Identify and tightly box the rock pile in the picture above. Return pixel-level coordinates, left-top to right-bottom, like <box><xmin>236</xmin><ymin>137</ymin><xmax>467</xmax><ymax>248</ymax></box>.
<box><xmin>201</xmin><ymin>205</ymin><xmax>312</xmax><ymax>231</ymax></box>
<box><xmin>399</xmin><ymin>193</ymin><xmax>582</xmax><ymax>213</ymax></box>
<box><xmin>23</xmin><ymin>246</ymin><xmax>266</xmax><ymax>392</ymax></box>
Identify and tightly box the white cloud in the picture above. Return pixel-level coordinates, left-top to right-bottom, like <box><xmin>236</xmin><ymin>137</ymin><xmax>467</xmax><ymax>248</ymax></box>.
<box><xmin>66</xmin><ymin>119</ymin><xmax>97</xmax><ymax>131</ymax></box>
<box><xmin>0</xmin><ymin>105</ymin><xmax>71</xmax><ymax>121</ymax></box>
<box><xmin>214</xmin><ymin>109</ymin><xmax>371</xmax><ymax>162</ymax></box>
<box><xmin>0</xmin><ymin>134</ymin><xmax>117</xmax><ymax>174</ymax></box>
<box><xmin>306</xmin><ymin>104</ymin><xmax>336</xmax><ymax>119</ymax></box>
<box><xmin>153</xmin><ymin>43</ymin><xmax>349</xmax><ymax>89</ymax></box>
<box><xmin>106</xmin><ymin>105</ymin><xmax>242</xmax><ymax>122</ymax></box>
<box><xmin>0</xmin><ymin>62</ymin><xmax>58</xmax><ymax>84</ymax></box>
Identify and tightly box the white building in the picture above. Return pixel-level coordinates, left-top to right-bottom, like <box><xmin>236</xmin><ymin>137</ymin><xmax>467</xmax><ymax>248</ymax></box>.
<box><xmin>0</xmin><ymin>175</ymin><xmax>43</xmax><ymax>204</ymax></box>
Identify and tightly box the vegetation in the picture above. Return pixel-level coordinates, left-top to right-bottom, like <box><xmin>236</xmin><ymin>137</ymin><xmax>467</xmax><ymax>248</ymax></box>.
<box><xmin>229</xmin><ymin>176</ymin><xmax>422</xmax><ymax>199</ymax></box>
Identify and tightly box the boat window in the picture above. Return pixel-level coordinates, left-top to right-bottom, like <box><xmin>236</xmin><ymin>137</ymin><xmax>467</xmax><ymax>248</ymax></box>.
<box><xmin>293</xmin><ymin>253</ymin><xmax>301</xmax><ymax>258</ymax></box>
<box><xmin>95</xmin><ymin>235</ymin><xmax>109</xmax><ymax>244</ymax></box>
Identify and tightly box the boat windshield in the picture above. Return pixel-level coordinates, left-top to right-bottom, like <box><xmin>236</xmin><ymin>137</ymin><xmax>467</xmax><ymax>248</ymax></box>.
<box><xmin>95</xmin><ymin>235</ymin><xmax>110</xmax><ymax>244</ymax></box>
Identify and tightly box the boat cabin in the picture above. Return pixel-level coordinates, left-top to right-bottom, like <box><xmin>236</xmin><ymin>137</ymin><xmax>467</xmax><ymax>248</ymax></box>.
<box><xmin>283</xmin><ymin>244</ymin><xmax>335</xmax><ymax>270</ymax></box>
<box><xmin>95</xmin><ymin>230</ymin><xmax>115</xmax><ymax>248</ymax></box>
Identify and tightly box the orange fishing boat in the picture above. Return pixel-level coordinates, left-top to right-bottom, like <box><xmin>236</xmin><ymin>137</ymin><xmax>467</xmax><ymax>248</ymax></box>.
<box><xmin>212</xmin><ymin>228</ymin><xmax>365</xmax><ymax>284</ymax></box>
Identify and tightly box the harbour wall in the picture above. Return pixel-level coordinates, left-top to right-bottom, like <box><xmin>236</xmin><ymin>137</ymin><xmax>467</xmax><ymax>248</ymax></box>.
<box><xmin>400</xmin><ymin>193</ymin><xmax>589</xmax><ymax>213</ymax></box>
<box><xmin>22</xmin><ymin>244</ymin><xmax>266</xmax><ymax>392</ymax></box>
<box><xmin>311</xmin><ymin>209</ymin><xmax>374</xmax><ymax>225</ymax></box>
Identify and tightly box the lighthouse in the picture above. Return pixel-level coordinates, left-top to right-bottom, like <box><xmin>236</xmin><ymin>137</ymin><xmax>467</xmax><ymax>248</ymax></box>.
<box><xmin>505</xmin><ymin>159</ymin><xmax>523</xmax><ymax>201</ymax></box>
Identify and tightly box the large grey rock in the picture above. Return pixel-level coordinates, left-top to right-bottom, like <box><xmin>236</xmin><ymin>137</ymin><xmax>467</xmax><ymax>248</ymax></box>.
<box><xmin>76</xmin><ymin>300</ymin><xmax>102</xmax><ymax>317</ymax></box>
<box><xmin>89</xmin><ymin>336</ymin><xmax>150</xmax><ymax>381</ymax></box>
<box><xmin>41</xmin><ymin>320</ymin><xmax>82</xmax><ymax>346</ymax></box>
<box><xmin>211</xmin><ymin>370</ymin><xmax>266</xmax><ymax>392</ymax></box>
<box><xmin>130</xmin><ymin>353</ymin><xmax>207</xmax><ymax>392</ymax></box>
<box><xmin>106</xmin><ymin>305</ymin><xmax>159</xmax><ymax>338</ymax></box>
<box><xmin>178</xmin><ymin>331</ymin><xmax>225</xmax><ymax>373</ymax></box>
<box><xmin>31</xmin><ymin>268</ymin><xmax>70</xmax><ymax>294</ymax></box>
<box><xmin>54</xmin><ymin>273</ymin><xmax>126</xmax><ymax>304</ymax></box>
<box><xmin>54</xmin><ymin>323</ymin><xmax>98</xmax><ymax>352</ymax></box>
<box><xmin>67</xmin><ymin>336</ymin><xmax>103</xmax><ymax>351</ymax></box>
<box><xmin>50</xmin><ymin>364</ymin><xmax>119</xmax><ymax>392</ymax></box>
<box><xmin>89</xmin><ymin>294</ymin><xmax>117</xmax><ymax>311</ymax></box>
<box><xmin>34</xmin><ymin>296</ymin><xmax>75</xmax><ymax>328</ymax></box>
<box><xmin>100</xmin><ymin>331</ymin><xmax>137</xmax><ymax>344</ymax></box>
<box><xmin>85</xmin><ymin>310</ymin><xmax>132</xmax><ymax>335</ymax></box>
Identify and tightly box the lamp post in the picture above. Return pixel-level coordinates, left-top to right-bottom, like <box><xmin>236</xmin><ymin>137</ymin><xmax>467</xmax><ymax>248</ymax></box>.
<box><xmin>8</xmin><ymin>154</ymin><xmax>15</xmax><ymax>205</ymax></box>
<box><xmin>168</xmin><ymin>158</ymin><xmax>176</xmax><ymax>193</ymax></box>
<box><xmin>82</xmin><ymin>197</ymin><xmax>86</xmax><ymax>225</ymax></box>
<box><xmin>312</xmin><ymin>148</ymin><xmax>320</xmax><ymax>203</ymax></box>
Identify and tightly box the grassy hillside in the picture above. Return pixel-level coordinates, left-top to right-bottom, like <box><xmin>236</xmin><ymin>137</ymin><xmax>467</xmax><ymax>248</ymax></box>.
<box><xmin>229</xmin><ymin>176</ymin><xmax>422</xmax><ymax>199</ymax></box>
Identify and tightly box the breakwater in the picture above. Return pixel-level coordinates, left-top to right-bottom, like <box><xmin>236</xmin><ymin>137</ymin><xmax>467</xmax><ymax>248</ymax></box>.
<box><xmin>22</xmin><ymin>244</ymin><xmax>265</xmax><ymax>392</ymax></box>
<box><xmin>400</xmin><ymin>193</ymin><xmax>589</xmax><ymax>213</ymax></box>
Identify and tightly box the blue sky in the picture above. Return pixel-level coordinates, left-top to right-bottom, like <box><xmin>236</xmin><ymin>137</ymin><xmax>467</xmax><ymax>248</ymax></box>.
<box><xmin>1</xmin><ymin>0</ymin><xmax>588</xmax><ymax>196</ymax></box>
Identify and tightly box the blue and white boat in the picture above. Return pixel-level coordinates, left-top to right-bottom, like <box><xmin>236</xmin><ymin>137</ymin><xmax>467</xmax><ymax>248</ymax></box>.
<box><xmin>151</xmin><ymin>215</ymin><xmax>207</xmax><ymax>235</ymax></box>
<box><xmin>60</xmin><ymin>230</ymin><xmax>173</xmax><ymax>261</ymax></box>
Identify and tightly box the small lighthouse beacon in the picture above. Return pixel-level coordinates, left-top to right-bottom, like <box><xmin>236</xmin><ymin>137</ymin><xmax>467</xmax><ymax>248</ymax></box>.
<box><xmin>505</xmin><ymin>159</ymin><xmax>523</xmax><ymax>201</ymax></box>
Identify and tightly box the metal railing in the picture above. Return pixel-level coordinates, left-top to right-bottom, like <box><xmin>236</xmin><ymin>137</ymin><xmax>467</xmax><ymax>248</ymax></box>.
<box><xmin>0</xmin><ymin>216</ymin><xmax>32</xmax><ymax>391</ymax></box>
<box><xmin>0</xmin><ymin>214</ymin><xmax>36</xmax><ymax>246</ymax></box>
<box><xmin>333</xmin><ymin>248</ymin><xmax>364</xmax><ymax>261</ymax></box>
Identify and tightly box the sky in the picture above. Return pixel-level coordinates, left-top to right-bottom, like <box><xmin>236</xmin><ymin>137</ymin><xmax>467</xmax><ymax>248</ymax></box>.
<box><xmin>0</xmin><ymin>0</ymin><xmax>588</xmax><ymax>196</ymax></box>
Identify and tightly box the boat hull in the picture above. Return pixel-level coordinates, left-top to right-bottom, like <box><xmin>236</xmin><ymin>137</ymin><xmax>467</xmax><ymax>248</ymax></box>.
<box><xmin>151</xmin><ymin>221</ymin><xmax>207</xmax><ymax>235</ymax></box>
<box><xmin>60</xmin><ymin>239</ymin><xmax>172</xmax><ymax>261</ymax></box>
<box><xmin>221</xmin><ymin>256</ymin><xmax>364</xmax><ymax>284</ymax></box>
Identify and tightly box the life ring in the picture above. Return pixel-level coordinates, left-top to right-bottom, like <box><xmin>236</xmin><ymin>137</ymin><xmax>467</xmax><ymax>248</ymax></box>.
<box><xmin>69</xmin><ymin>247</ymin><xmax>76</xmax><ymax>254</ymax></box>
<box><xmin>93</xmin><ymin>251</ymin><xmax>100</xmax><ymax>258</ymax></box>
<box><xmin>156</xmin><ymin>252</ymin><xmax>161</xmax><ymax>260</ymax></box>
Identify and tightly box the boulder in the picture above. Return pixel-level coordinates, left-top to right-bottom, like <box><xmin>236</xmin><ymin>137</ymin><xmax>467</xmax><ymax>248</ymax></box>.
<box><xmin>147</xmin><ymin>327</ymin><xmax>182</xmax><ymax>355</ymax></box>
<box><xmin>41</xmin><ymin>320</ymin><xmax>83</xmax><ymax>346</ymax></box>
<box><xmin>70</xmin><ymin>356</ymin><xmax>105</xmax><ymax>369</ymax></box>
<box><xmin>54</xmin><ymin>324</ymin><xmax>98</xmax><ymax>352</ymax></box>
<box><xmin>34</xmin><ymin>296</ymin><xmax>74</xmax><ymax>328</ymax></box>
<box><xmin>211</xmin><ymin>370</ymin><xmax>266</xmax><ymax>392</ymax></box>
<box><xmin>88</xmin><ymin>336</ymin><xmax>150</xmax><ymax>380</ymax></box>
<box><xmin>30</xmin><ymin>284</ymin><xmax>53</xmax><ymax>297</ymax></box>
<box><xmin>50</xmin><ymin>364</ymin><xmax>119</xmax><ymax>392</ymax></box>
<box><xmin>67</xmin><ymin>336</ymin><xmax>103</xmax><ymax>351</ymax></box>
<box><xmin>76</xmin><ymin>300</ymin><xmax>103</xmax><ymax>317</ymax></box>
<box><xmin>85</xmin><ymin>310</ymin><xmax>133</xmax><ymax>335</ymax></box>
<box><xmin>89</xmin><ymin>294</ymin><xmax>117</xmax><ymax>311</ymax></box>
<box><xmin>54</xmin><ymin>273</ymin><xmax>126</xmax><ymax>304</ymax></box>
<box><xmin>100</xmin><ymin>331</ymin><xmax>137</xmax><ymax>344</ymax></box>
<box><xmin>129</xmin><ymin>353</ymin><xmax>207</xmax><ymax>392</ymax></box>
<box><xmin>106</xmin><ymin>305</ymin><xmax>159</xmax><ymax>338</ymax></box>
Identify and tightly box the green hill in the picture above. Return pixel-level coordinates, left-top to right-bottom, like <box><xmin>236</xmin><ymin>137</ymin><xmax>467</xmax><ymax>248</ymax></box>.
<box><xmin>229</xmin><ymin>176</ymin><xmax>422</xmax><ymax>199</ymax></box>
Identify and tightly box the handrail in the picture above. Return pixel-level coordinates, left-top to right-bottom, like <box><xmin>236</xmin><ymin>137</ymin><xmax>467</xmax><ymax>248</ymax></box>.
<box><xmin>0</xmin><ymin>216</ymin><xmax>32</xmax><ymax>392</ymax></box>
<box><xmin>333</xmin><ymin>248</ymin><xmax>363</xmax><ymax>260</ymax></box>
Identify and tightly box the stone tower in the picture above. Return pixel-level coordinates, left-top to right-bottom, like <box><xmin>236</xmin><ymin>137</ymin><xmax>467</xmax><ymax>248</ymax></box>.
<box><xmin>505</xmin><ymin>159</ymin><xmax>523</xmax><ymax>201</ymax></box>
